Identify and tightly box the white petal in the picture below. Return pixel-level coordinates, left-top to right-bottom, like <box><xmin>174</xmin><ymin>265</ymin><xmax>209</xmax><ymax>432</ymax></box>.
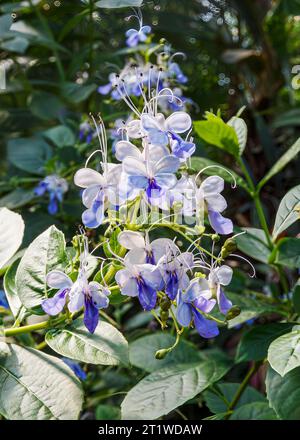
<box><xmin>115</xmin><ymin>269</ymin><xmax>132</xmax><ymax>287</ymax></box>
<box><xmin>115</xmin><ymin>141</ymin><xmax>142</xmax><ymax>162</ymax></box>
<box><xmin>165</xmin><ymin>111</ymin><xmax>192</xmax><ymax>133</ymax></box>
<box><xmin>118</xmin><ymin>231</ymin><xmax>145</xmax><ymax>249</ymax></box>
<box><xmin>122</xmin><ymin>277</ymin><xmax>139</xmax><ymax>297</ymax></box>
<box><xmin>74</xmin><ymin>168</ymin><xmax>105</xmax><ymax>188</ymax></box>
<box><xmin>68</xmin><ymin>292</ymin><xmax>84</xmax><ymax>313</ymax></box>
<box><xmin>178</xmin><ymin>252</ymin><xmax>194</xmax><ymax>270</ymax></box>
<box><xmin>82</xmin><ymin>185</ymin><xmax>101</xmax><ymax>208</ymax></box>
<box><xmin>141</xmin><ymin>114</ymin><xmax>163</xmax><ymax>131</ymax></box>
<box><xmin>214</xmin><ymin>265</ymin><xmax>233</xmax><ymax>286</ymax></box>
<box><xmin>205</xmin><ymin>194</ymin><xmax>227</xmax><ymax>212</ymax></box>
<box><xmin>154</xmin><ymin>155</ymin><xmax>180</xmax><ymax>174</ymax></box>
<box><xmin>125</xmin><ymin>248</ymin><xmax>147</xmax><ymax>265</ymax></box>
<box><xmin>46</xmin><ymin>270</ymin><xmax>72</xmax><ymax>289</ymax></box>
<box><xmin>200</xmin><ymin>176</ymin><xmax>224</xmax><ymax>196</ymax></box>
<box><xmin>123</xmin><ymin>156</ymin><xmax>148</xmax><ymax>177</ymax></box>
<box><xmin>127</xmin><ymin>119</ymin><xmax>142</xmax><ymax>138</ymax></box>
<box><xmin>151</xmin><ymin>238</ymin><xmax>177</xmax><ymax>262</ymax></box>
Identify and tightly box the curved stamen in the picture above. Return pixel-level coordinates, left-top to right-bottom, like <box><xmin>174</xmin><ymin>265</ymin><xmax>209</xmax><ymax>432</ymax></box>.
<box><xmin>195</xmin><ymin>165</ymin><xmax>237</xmax><ymax>189</ymax></box>
<box><xmin>229</xmin><ymin>253</ymin><xmax>256</xmax><ymax>278</ymax></box>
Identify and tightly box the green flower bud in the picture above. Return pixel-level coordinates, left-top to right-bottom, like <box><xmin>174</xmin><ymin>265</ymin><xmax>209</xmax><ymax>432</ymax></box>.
<box><xmin>160</xmin><ymin>310</ymin><xmax>169</xmax><ymax>322</ymax></box>
<box><xmin>160</xmin><ymin>297</ymin><xmax>171</xmax><ymax>311</ymax></box>
<box><xmin>221</xmin><ymin>238</ymin><xmax>237</xmax><ymax>259</ymax></box>
<box><xmin>226</xmin><ymin>306</ymin><xmax>241</xmax><ymax>320</ymax></box>
<box><xmin>155</xmin><ymin>348</ymin><xmax>170</xmax><ymax>359</ymax></box>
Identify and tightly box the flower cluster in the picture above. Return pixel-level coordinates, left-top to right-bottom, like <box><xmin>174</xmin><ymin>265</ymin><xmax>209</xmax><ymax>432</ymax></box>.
<box><xmin>41</xmin><ymin>17</ymin><xmax>247</xmax><ymax>340</ymax></box>
<box><xmin>34</xmin><ymin>175</ymin><xmax>68</xmax><ymax>215</ymax></box>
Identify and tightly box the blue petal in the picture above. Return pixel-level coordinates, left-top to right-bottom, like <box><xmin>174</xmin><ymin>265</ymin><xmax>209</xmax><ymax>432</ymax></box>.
<box><xmin>0</xmin><ymin>290</ymin><xmax>9</xmax><ymax>309</ymax></box>
<box><xmin>128</xmin><ymin>175</ymin><xmax>148</xmax><ymax>189</ymax></box>
<box><xmin>208</xmin><ymin>210</ymin><xmax>233</xmax><ymax>235</ymax></box>
<box><xmin>84</xmin><ymin>296</ymin><xmax>99</xmax><ymax>334</ymax></box>
<box><xmin>137</xmin><ymin>279</ymin><xmax>157</xmax><ymax>311</ymax></box>
<box><xmin>62</xmin><ymin>358</ymin><xmax>87</xmax><ymax>381</ymax></box>
<box><xmin>48</xmin><ymin>196</ymin><xmax>58</xmax><ymax>215</ymax></box>
<box><xmin>165</xmin><ymin>272</ymin><xmax>179</xmax><ymax>300</ymax></box>
<box><xmin>147</xmin><ymin>128</ymin><xmax>169</xmax><ymax>146</ymax></box>
<box><xmin>42</xmin><ymin>289</ymin><xmax>68</xmax><ymax>315</ymax></box>
<box><xmin>176</xmin><ymin>294</ymin><xmax>192</xmax><ymax>327</ymax></box>
<box><xmin>34</xmin><ymin>181</ymin><xmax>47</xmax><ymax>196</ymax></box>
<box><xmin>146</xmin><ymin>178</ymin><xmax>163</xmax><ymax>199</ymax></box>
<box><xmin>97</xmin><ymin>83</ymin><xmax>112</xmax><ymax>95</ymax></box>
<box><xmin>217</xmin><ymin>285</ymin><xmax>233</xmax><ymax>315</ymax></box>
<box><xmin>192</xmin><ymin>309</ymin><xmax>219</xmax><ymax>338</ymax></box>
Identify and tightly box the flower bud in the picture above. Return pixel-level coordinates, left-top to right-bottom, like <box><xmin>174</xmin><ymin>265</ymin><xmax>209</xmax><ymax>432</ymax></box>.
<box><xmin>155</xmin><ymin>348</ymin><xmax>170</xmax><ymax>359</ymax></box>
<box><xmin>226</xmin><ymin>305</ymin><xmax>241</xmax><ymax>320</ymax></box>
<box><xmin>221</xmin><ymin>238</ymin><xmax>237</xmax><ymax>259</ymax></box>
<box><xmin>160</xmin><ymin>297</ymin><xmax>171</xmax><ymax>311</ymax></box>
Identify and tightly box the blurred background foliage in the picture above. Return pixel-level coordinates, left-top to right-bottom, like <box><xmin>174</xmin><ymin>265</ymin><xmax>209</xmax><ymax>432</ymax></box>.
<box><xmin>0</xmin><ymin>0</ymin><xmax>299</xmax><ymax>420</ymax></box>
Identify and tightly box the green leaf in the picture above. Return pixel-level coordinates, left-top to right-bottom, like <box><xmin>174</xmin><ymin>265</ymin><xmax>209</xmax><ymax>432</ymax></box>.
<box><xmin>129</xmin><ymin>333</ymin><xmax>202</xmax><ymax>372</ymax></box>
<box><xmin>293</xmin><ymin>283</ymin><xmax>300</xmax><ymax>314</ymax></box>
<box><xmin>7</xmin><ymin>136</ymin><xmax>52</xmax><ymax>175</ymax></box>
<box><xmin>236</xmin><ymin>323</ymin><xmax>294</xmax><ymax>363</ymax></box>
<box><xmin>29</xmin><ymin>91</ymin><xmax>65</xmax><ymax>121</ymax></box>
<box><xmin>258</xmin><ymin>138</ymin><xmax>300</xmax><ymax>190</ymax></box>
<box><xmin>0</xmin><ymin>208</ymin><xmax>24</xmax><ymax>269</ymax></box>
<box><xmin>235</xmin><ymin>227</ymin><xmax>270</xmax><ymax>263</ymax></box>
<box><xmin>274</xmin><ymin>237</ymin><xmax>300</xmax><ymax>268</ymax></box>
<box><xmin>0</xmin><ymin>342</ymin><xmax>83</xmax><ymax>420</ymax></box>
<box><xmin>61</xmin><ymin>82</ymin><xmax>97</xmax><ymax>103</ymax></box>
<box><xmin>96</xmin><ymin>404</ymin><xmax>121</xmax><ymax>420</ymax></box>
<box><xmin>204</xmin><ymin>383</ymin><xmax>265</xmax><ymax>414</ymax></box>
<box><xmin>221</xmin><ymin>292</ymin><xmax>287</xmax><ymax>329</ymax></box>
<box><xmin>268</xmin><ymin>330</ymin><xmax>300</xmax><ymax>376</ymax></box>
<box><xmin>44</xmin><ymin>125</ymin><xmax>76</xmax><ymax>148</ymax></box>
<box><xmin>45</xmin><ymin>319</ymin><xmax>129</xmax><ymax>366</ymax></box>
<box><xmin>0</xmin><ymin>14</ymin><xmax>12</xmax><ymax>37</ymax></box>
<box><xmin>16</xmin><ymin>225</ymin><xmax>67</xmax><ymax>310</ymax></box>
<box><xmin>95</xmin><ymin>0</ymin><xmax>143</xmax><ymax>7</ymax></box>
<box><xmin>273</xmin><ymin>185</ymin><xmax>300</xmax><ymax>240</ymax></box>
<box><xmin>266</xmin><ymin>366</ymin><xmax>300</xmax><ymax>420</ymax></box>
<box><xmin>230</xmin><ymin>402</ymin><xmax>278</xmax><ymax>420</ymax></box>
<box><xmin>0</xmin><ymin>188</ymin><xmax>35</xmax><ymax>209</ymax></box>
<box><xmin>194</xmin><ymin>113</ymin><xmax>239</xmax><ymax>157</ymax></box>
<box><xmin>191</xmin><ymin>157</ymin><xmax>248</xmax><ymax>192</ymax></box>
<box><xmin>121</xmin><ymin>358</ymin><xmax>231</xmax><ymax>420</ymax></box>
<box><xmin>3</xmin><ymin>258</ymin><xmax>24</xmax><ymax>318</ymax></box>
<box><xmin>1</xmin><ymin>36</ymin><xmax>29</xmax><ymax>53</ymax></box>
<box><xmin>272</xmin><ymin>109</ymin><xmax>300</xmax><ymax>129</ymax></box>
<box><xmin>227</xmin><ymin>116</ymin><xmax>247</xmax><ymax>155</ymax></box>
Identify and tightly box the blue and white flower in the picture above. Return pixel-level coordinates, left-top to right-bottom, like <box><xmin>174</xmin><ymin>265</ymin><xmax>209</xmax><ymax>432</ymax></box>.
<box><xmin>176</xmin><ymin>278</ymin><xmax>219</xmax><ymax>338</ymax></box>
<box><xmin>158</xmin><ymin>251</ymin><xmax>194</xmax><ymax>300</ymax></box>
<box><xmin>115</xmin><ymin>253</ymin><xmax>163</xmax><ymax>311</ymax></box>
<box><xmin>126</xmin><ymin>25</ymin><xmax>151</xmax><ymax>47</ymax></box>
<box><xmin>42</xmin><ymin>268</ymin><xmax>110</xmax><ymax>334</ymax></box>
<box><xmin>34</xmin><ymin>175</ymin><xmax>68</xmax><ymax>215</ymax></box>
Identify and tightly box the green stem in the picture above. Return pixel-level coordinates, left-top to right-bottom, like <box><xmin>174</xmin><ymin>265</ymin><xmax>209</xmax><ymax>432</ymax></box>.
<box><xmin>4</xmin><ymin>320</ymin><xmax>51</xmax><ymax>337</ymax></box>
<box><xmin>224</xmin><ymin>362</ymin><xmax>261</xmax><ymax>419</ymax></box>
<box><xmin>237</xmin><ymin>158</ymin><xmax>273</xmax><ymax>248</ymax></box>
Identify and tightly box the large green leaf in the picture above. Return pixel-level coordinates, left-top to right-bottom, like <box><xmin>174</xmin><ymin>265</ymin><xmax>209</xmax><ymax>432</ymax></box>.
<box><xmin>221</xmin><ymin>292</ymin><xmax>287</xmax><ymax>328</ymax></box>
<box><xmin>16</xmin><ymin>226</ymin><xmax>67</xmax><ymax>310</ymax></box>
<box><xmin>95</xmin><ymin>0</ymin><xmax>143</xmax><ymax>7</ymax></box>
<box><xmin>194</xmin><ymin>113</ymin><xmax>239</xmax><ymax>157</ymax></box>
<box><xmin>235</xmin><ymin>227</ymin><xmax>270</xmax><ymax>263</ymax></box>
<box><xmin>273</xmin><ymin>185</ymin><xmax>300</xmax><ymax>240</ymax></box>
<box><xmin>274</xmin><ymin>237</ymin><xmax>300</xmax><ymax>268</ymax></box>
<box><xmin>129</xmin><ymin>333</ymin><xmax>202</xmax><ymax>372</ymax></box>
<box><xmin>44</xmin><ymin>125</ymin><xmax>75</xmax><ymax>148</ymax></box>
<box><xmin>61</xmin><ymin>82</ymin><xmax>97</xmax><ymax>103</ymax></box>
<box><xmin>7</xmin><ymin>136</ymin><xmax>52</xmax><ymax>175</ymax></box>
<box><xmin>258</xmin><ymin>138</ymin><xmax>300</xmax><ymax>190</ymax></box>
<box><xmin>204</xmin><ymin>383</ymin><xmax>265</xmax><ymax>414</ymax></box>
<box><xmin>121</xmin><ymin>357</ymin><xmax>231</xmax><ymax>419</ymax></box>
<box><xmin>0</xmin><ymin>342</ymin><xmax>83</xmax><ymax>420</ymax></box>
<box><xmin>45</xmin><ymin>320</ymin><xmax>129</xmax><ymax>366</ymax></box>
<box><xmin>191</xmin><ymin>157</ymin><xmax>248</xmax><ymax>192</ymax></box>
<box><xmin>268</xmin><ymin>330</ymin><xmax>300</xmax><ymax>376</ymax></box>
<box><xmin>230</xmin><ymin>402</ymin><xmax>278</xmax><ymax>420</ymax></box>
<box><xmin>236</xmin><ymin>323</ymin><xmax>294</xmax><ymax>363</ymax></box>
<box><xmin>0</xmin><ymin>208</ymin><xmax>24</xmax><ymax>269</ymax></box>
<box><xmin>0</xmin><ymin>188</ymin><xmax>35</xmax><ymax>209</ymax></box>
<box><xmin>227</xmin><ymin>116</ymin><xmax>247</xmax><ymax>155</ymax></box>
<box><xmin>29</xmin><ymin>91</ymin><xmax>65</xmax><ymax>121</ymax></box>
<box><xmin>266</xmin><ymin>366</ymin><xmax>300</xmax><ymax>420</ymax></box>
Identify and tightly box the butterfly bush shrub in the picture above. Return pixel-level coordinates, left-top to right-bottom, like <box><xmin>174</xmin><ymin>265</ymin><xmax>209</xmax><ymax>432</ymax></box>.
<box><xmin>0</xmin><ymin>5</ymin><xmax>300</xmax><ymax>422</ymax></box>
